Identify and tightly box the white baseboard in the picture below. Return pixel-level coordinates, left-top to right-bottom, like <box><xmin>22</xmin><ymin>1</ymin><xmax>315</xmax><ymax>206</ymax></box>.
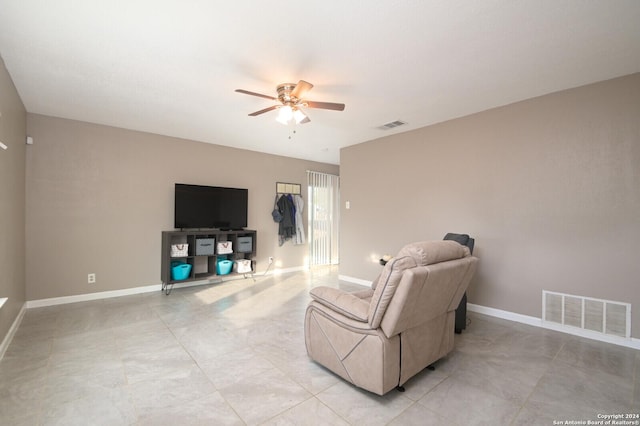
<box><xmin>467</xmin><ymin>303</ymin><xmax>542</xmax><ymax>327</ymax></box>
<box><xmin>0</xmin><ymin>302</ymin><xmax>26</xmax><ymax>361</ymax></box>
<box><xmin>467</xmin><ymin>303</ymin><xmax>640</xmax><ymax>350</ymax></box>
<box><xmin>25</xmin><ymin>266</ymin><xmax>308</xmax><ymax>309</ymax></box>
<box><xmin>26</xmin><ymin>284</ymin><xmax>162</xmax><ymax>308</ymax></box>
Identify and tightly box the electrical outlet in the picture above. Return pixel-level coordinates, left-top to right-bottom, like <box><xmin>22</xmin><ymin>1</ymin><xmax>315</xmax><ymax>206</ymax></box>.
<box><xmin>88</xmin><ymin>273</ymin><xmax>96</xmax><ymax>284</ymax></box>
<box><xmin>268</xmin><ymin>256</ymin><xmax>274</xmax><ymax>264</ymax></box>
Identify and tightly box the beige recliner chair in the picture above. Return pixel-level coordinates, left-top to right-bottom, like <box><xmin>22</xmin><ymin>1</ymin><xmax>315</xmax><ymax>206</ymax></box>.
<box><xmin>304</xmin><ymin>240</ymin><xmax>478</xmax><ymax>395</ymax></box>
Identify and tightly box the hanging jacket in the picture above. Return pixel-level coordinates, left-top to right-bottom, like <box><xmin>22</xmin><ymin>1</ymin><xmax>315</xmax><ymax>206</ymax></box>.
<box><xmin>277</xmin><ymin>194</ymin><xmax>296</xmax><ymax>246</ymax></box>
<box><xmin>293</xmin><ymin>194</ymin><xmax>305</xmax><ymax>245</ymax></box>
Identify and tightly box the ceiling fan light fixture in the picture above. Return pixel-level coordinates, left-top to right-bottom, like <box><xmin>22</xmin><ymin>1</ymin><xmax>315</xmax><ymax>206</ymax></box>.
<box><xmin>293</xmin><ymin>108</ymin><xmax>307</xmax><ymax>124</ymax></box>
<box><xmin>276</xmin><ymin>105</ymin><xmax>293</xmax><ymax>125</ymax></box>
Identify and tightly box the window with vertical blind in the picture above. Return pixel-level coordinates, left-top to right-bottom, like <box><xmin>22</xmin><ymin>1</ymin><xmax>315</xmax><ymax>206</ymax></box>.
<box><xmin>307</xmin><ymin>171</ymin><xmax>340</xmax><ymax>266</ymax></box>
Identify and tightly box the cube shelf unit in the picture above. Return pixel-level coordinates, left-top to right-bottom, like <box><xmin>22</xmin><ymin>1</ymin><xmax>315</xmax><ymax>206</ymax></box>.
<box><xmin>161</xmin><ymin>229</ymin><xmax>256</xmax><ymax>295</ymax></box>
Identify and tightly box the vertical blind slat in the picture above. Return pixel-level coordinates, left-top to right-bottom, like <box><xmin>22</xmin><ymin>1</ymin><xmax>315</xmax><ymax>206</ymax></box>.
<box><xmin>307</xmin><ymin>171</ymin><xmax>339</xmax><ymax>266</ymax></box>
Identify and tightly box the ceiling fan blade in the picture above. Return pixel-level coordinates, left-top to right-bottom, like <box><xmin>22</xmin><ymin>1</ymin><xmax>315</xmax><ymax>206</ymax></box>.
<box><xmin>290</xmin><ymin>80</ymin><xmax>313</xmax><ymax>100</ymax></box>
<box><xmin>305</xmin><ymin>100</ymin><xmax>345</xmax><ymax>111</ymax></box>
<box><xmin>248</xmin><ymin>105</ymin><xmax>278</xmax><ymax>116</ymax></box>
<box><xmin>235</xmin><ymin>89</ymin><xmax>277</xmax><ymax>101</ymax></box>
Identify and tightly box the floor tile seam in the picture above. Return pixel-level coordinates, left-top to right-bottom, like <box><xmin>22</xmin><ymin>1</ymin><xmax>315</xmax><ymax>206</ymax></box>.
<box><xmin>511</xmin><ymin>338</ymin><xmax>567</xmax><ymax>424</ymax></box>
<box><xmin>207</xmin><ymin>350</ymin><xmax>282</xmax><ymax>389</ymax></box>
<box><xmin>506</xmin><ymin>401</ymin><xmax>528</xmax><ymax>425</ymax></box>
<box><xmin>314</xmin><ymin>395</ymin><xmax>354</xmax><ymax>426</ymax></box>
<box><xmin>419</xmin><ymin>357</ymin><xmax>532</xmax><ymax>419</ymax></box>
<box><xmin>119</xmin><ymin>350</ymin><xmax>133</xmax><ymax>391</ymax></box>
<box><xmin>402</xmin><ymin>369</ymin><xmax>449</xmax><ymax>403</ymax></box>
<box><xmin>314</xmin><ymin>388</ymin><xmax>360</xmax><ymax>425</ymax></box>
<box><xmin>127</xmin><ymin>385</ymin><xmax>144</xmax><ymax>425</ymax></box>
<box><xmin>147</xmin><ymin>301</ymin><xmax>229</xmax><ymax>400</ymax></box>
<box><xmin>115</xmin><ymin>336</ymin><xmax>180</xmax><ymax>358</ymax></box>
<box><xmin>412</xmin><ymin>379</ymin><xmax>465</xmax><ymax>426</ymax></box>
<box><xmin>443</xmin><ymin>359</ymin><xmax>541</xmax><ymax>409</ymax></box>
<box><xmin>214</xmin><ymin>382</ymin><xmax>280</xmax><ymax>425</ymax></box>
<box><xmin>259</xmin><ymin>395</ymin><xmax>349</xmax><ymax>425</ymax></box>
<box><xmin>437</xmin><ymin>372</ymin><xmax>524</xmax><ymax>426</ymax></box>
<box><xmin>113</xmin><ymin>325</ymin><xmax>146</xmax><ymax>391</ymax></box>
<box><xmin>384</xmin><ymin>400</ymin><xmax>458</xmax><ymax>426</ymax></box>
<box><xmin>120</xmin><ymin>342</ymin><xmax>222</xmax><ymax>424</ymax></box>
<box><xmin>306</xmin><ymin>379</ymin><xmax>340</xmax><ymax>397</ymax></box>
<box><xmin>271</xmin><ymin>357</ymin><xmax>324</xmax><ymax>397</ymax></box>
<box><xmin>161</xmin><ymin>311</ymin><xmax>285</xmax><ymax>406</ymax></box>
<box><xmin>162</xmin><ymin>321</ymin><xmax>221</xmax><ymax>392</ymax></box>
<box><xmin>124</xmin><ymin>374</ymin><xmax>223</xmax><ymax>422</ymax></box>
<box><xmin>400</xmin><ymin>400</ymin><xmax>462</xmax><ymax>426</ymax></box>
<box><xmin>509</xmin><ymin>337</ymin><xmax>629</xmax><ymax>423</ymax></box>
<box><xmin>412</xmin><ymin>375</ymin><xmax>461</xmax><ymax>422</ymax></box>
<box><xmin>141</xmin><ymin>389</ymin><xmax>243</xmax><ymax>424</ymax></box>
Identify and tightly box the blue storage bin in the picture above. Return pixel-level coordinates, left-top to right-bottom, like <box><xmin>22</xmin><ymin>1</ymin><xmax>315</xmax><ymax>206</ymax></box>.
<box><xmin>171</xmin><ymin>263</ymin><xmax>192</xmax><ymax>281</ymax></box>
<box><xmin>216</xmin><ymin>259</ymin><xmax>233</xmax><ymax>275</ymax></box>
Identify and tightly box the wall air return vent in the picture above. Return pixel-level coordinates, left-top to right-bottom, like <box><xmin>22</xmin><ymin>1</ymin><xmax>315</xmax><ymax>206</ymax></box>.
<box><xmin>379</xmin><ymin>120</ymin><xmax>407</xmax><ymax>130</ymax></box>
<box><xmin>542</xmin><ymin>291</ymin><xmax>631</xmax><ymax>339</ymax></box>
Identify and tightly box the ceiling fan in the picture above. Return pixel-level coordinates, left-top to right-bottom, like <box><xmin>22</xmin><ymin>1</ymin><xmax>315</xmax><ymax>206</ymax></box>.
<box><xmin>235</xmin><ymin>80</ymin><xmax>345</xmax><ymax>125</ymax></box>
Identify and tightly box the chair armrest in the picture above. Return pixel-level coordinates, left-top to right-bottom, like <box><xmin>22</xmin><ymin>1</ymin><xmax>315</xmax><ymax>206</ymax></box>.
<box><xmin>309</xmin><ymin>286</ymin><xmax>369</xmax><ymax>322</ymax></box>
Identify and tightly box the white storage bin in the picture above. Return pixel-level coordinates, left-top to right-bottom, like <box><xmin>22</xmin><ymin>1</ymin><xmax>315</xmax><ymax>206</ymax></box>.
<box><xmin>170</xmin><ymin>244</ymin><xmax>189</xmax><ymax>257</ymax></box>
<box><xmin>217</xmin><ymin>241</ymin><xmax>233</xmax><ymax>254</ymax></box>
<box><xmin>234</xmin><ymin>259</ymin><xmax>252</xmax><ymax>273</ymax></box>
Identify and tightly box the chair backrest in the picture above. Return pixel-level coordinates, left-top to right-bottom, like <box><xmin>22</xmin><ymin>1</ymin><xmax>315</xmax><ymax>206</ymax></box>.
<box><xmin>368</xmin><ymin>241</ymin><xmax>477</xmax><ymax>337</ymax></box>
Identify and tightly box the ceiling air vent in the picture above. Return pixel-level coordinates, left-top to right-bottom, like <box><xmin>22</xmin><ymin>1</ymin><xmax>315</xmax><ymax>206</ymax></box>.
<box><xmin>379</xmin><ymin>120</ymin><xmax>407</xmax><ymax>130</ymax></box>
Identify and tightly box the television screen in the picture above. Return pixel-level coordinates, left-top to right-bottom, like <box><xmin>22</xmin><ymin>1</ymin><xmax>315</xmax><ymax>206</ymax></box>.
<box><xmin>174</xmin><ymin>184</ymin><xmax>248</xmax><ymax>230</ymax></box>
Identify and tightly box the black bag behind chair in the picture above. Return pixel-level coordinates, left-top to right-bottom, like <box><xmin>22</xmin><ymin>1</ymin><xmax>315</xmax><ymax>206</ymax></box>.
<box><xmin>443</xmin><ymin>233</ymin><xmax>475</xmax><ymax>333</ymax></box>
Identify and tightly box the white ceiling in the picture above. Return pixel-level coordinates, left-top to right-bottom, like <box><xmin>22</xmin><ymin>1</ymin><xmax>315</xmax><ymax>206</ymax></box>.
<box><xmin>1</xmin><ymin>1</ymin><xmax>639</xmax><ymax>164</ymax></box>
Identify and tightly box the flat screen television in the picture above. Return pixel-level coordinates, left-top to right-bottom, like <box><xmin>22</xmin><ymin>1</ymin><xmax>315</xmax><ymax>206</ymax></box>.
<box><xmin>174</xmin><ymin>183</ymin><xmax>248</xmax><ymax>230</ymax></box>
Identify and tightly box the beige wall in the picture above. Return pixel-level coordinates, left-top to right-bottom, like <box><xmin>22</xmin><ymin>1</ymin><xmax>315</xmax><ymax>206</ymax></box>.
<box><xmin>0</xmin><ymin>56</ymin><xmax>27</xmax><ymax>342</ymax></box>
<box><xmin>340</xmin><ymin>73</ymin><xmax>640</xmax><ymax>336</ymax></box>
<box><xmin>26</xmin><ymin>114</ymin><xmax>338</xmax><ymax>300</ymax></box>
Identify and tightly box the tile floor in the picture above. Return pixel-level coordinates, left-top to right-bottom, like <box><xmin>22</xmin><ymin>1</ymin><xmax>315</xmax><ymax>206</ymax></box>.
<box><xmin>1</xmin><ymin>267</ymin><xmax>638</xmax><ymax>425</ymax></box>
